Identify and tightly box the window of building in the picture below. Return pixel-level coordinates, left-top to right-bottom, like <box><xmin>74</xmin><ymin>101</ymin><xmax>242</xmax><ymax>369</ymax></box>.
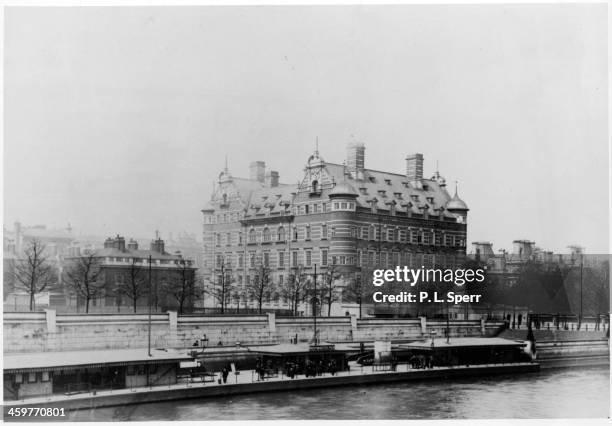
<box><xmin>305</xmin><ymin>250</ymin><xmax>312</xmax><ymax>267</ymax></box>
<box><xmin>334</xmin><ymin>202</ymin><xmax>340</xmax><ymax>210</ymax></box>
<box><xmin>292</xmin><ymin>251</ymin><xmax>298</xmax><ymax>267</ymax></box>
<box><xmin>279</xmin><ymin>275</ymin><xmax>284</xmax><ymax>286</ymax></box>
<box><xmin>321</xmin><ymin>223</ymin><xmax>328</xmax><ymax>239</ymax></box>
<box><xmin>226</xmin><ymin>233</ymin><xmax>231</xmax><ymax>245</ymax></box>
<box><xmin>305</xmin><ymin>225</ymin><xmax>311</xmax><ymax>240</ymax></box>
<box><xmin>250</xmin><ymin>252</ymin><xmax>256</xmax><ymax>268</ymax></box>
<box><xmin>411</xmin><ymin>230</ymin><xmax>419</xmax><ymax>244</ymax></box>
<box><xmin>28</xmin><ymin>372</ymin><xmax>37</xmax><ymax>383</ymax></box>
<box><xmin>305</xmin><ymin>204</ymin><xmax>309</xmax><ymax>214</ymax></box>
<box><xmin>238</xmin><ymin>232</ymin><xmax>243</xmax><ymax>245</ymax></box>
<box><xmin>238</xmin><ymin>254</ymin><xmax>244</xmax><ymax>268</ymax></box>
<box><xmin>277</xmin><ymin>226</ymin><xmax>285</xmax><ymax>242</ymax></box>
<box><xmin>215</xmin><ymin>233</ymin><xmax>221</xmax><ymax>246</ymax></box>
<box><xmin>263</xmin><ymin>227</ymin><xmax>271</xmax><ymax>243</ymax></box>
<box><xmin>293</xmin><ymin>226</ymin><xmax>298</xmax><ymax>241</ymax></box>
<box><xmin>249</xmin><ymin>229</ymin><xmax>256</xmax><ymax>243</ymax></box>
<box><xmin>387</xmin><ymin>229</ymin><xmax>394</xmax><ymax>241</ymax></box>
<box><xmin>321</xmin><ymin>249</ymin><xmax>328</xmax><ymax>266</ymax></box>
<box><xmin>216</xmin><ymin>255</ymin><xmax>223</xmax><ymax>268</ymax></box>
<box><xmin>423</xmin><ymin>232</ymin><xmax>431</xmax><ymax>245</ymax></box>
<box><xmin>263</xmin><ymin>252</ymin><xmax>270</xmax><ymax>267</ymax></box>
<box><xmin>434</xmin><ymin>233</ymin><xmax>441</xmax><ymax>246</ymax></box>
<box><xmin>445</xmin><ymin>234</ymin><xmax>453</xmax><ymax>246</ymax></box>
<box><xmin>278</xmin><ymin>251</ymin><xmax>285</xmax><ymax>268</ymax></box>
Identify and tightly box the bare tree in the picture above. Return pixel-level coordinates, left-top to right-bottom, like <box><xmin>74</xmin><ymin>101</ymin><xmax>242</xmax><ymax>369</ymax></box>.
<box><xmin>116</xmin><ymin>257</ymin><xmax>147</xmax><ymax>313</ymax></box>
<box><xmin>283</xmin><ymin>265</ymin><xmax>311</xmax><ymax>316</ymax></box>
<box><xmin>13</xmin><ymin>238</ymin><xmax>57</xmax><ymax>311</ymax></box>
<box><xmin>162</xmin><ymin>261</ymin><xmax>196</xmax><ymax>314</ymax></box>
<box><xmin>344</xmin><ymin>271</ymin><xmax>372</xmax><ymax>319</ymax></box>
<box><xmin>205</xmin><ymin>258</ymin><xmax>234</xmax><ymax>314</ymax></box>
<box><xmin>321</xmin><ymin>263</ymin><xmax>342</xmax><ymax>316</ymax></box>
<box><xmin>245</xmin><ymin>262</ymin><xmax>272</xmax><ymax>313</ymax></box>
<box><xmin>63</xmin><ymin>251</ymin><xmax>105</xmax><ymax>313</ymax></box>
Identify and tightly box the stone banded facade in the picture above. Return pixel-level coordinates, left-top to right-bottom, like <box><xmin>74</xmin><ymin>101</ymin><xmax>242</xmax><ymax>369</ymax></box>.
<box><xmin>202</xmin><ymin>143</ymin><xmax>468</xmax><ymax>313</ymax></box>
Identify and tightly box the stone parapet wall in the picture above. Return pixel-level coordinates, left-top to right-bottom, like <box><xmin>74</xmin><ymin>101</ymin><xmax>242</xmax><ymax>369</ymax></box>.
<box><xmin>3</xmin><ymin>311</ymin><xmax>505</xmax><ymax>353</ymax></box>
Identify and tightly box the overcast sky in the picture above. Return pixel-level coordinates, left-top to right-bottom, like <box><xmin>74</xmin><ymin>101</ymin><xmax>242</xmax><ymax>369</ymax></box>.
<box><xmin>4</xmin><ymin>4</ymin><xmax>608</xmax><ymax>253</ymax></box>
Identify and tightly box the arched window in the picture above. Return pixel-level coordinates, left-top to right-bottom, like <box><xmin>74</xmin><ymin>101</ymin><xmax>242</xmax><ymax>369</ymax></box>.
<box><xmin>293</xmin><ymin>226</ymin><xmax>298</xmax><ymax>241</ymax></box>
<box><xmin>312</xmin><ymin>180</ymin><xmax>318</xmax><ymax>193</ymax></box>
<box><xmin>277</xmin><ymin>226</ymin><xmax>285</xmax><ymax>242</ymax></box>
<box><xmin>222</xmin><ymin>193</ymin><xmax>228</xmax><ymax>205</ymax></box>
<box><xmin>249</xmin><ymin>228</ymin><xmax>256</xmax><ymax>243</ymax></box>
<box><xmin>263</xmin><ymin>227</ymin><xmax>271</xmax><ymax>242</ymax></box>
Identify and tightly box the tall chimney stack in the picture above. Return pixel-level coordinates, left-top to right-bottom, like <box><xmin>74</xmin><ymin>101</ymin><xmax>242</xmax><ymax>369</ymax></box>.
<box><xmin>346</xmin><ymin>143</ymin><xmax>365</xmax><ymax>179</ymax></box>
<box><xmin>265</xmin><ymin>170</ymin><xmax>279</xmax><ymax>187</ymax></box>
<box><xmin>406</xmin><ymin>153</ymin><xmax>424</xmax><ymax>181</ymax></box>
<box><xmin>250</xmin><ymin>161</ymin><xmax>266</xmax><ymax>183</ymax></box>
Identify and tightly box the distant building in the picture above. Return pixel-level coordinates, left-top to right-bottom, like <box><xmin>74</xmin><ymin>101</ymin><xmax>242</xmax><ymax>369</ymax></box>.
<box><xmin>202</xmin><ymin>143</ymin><xmax>469</xmax><ymax>315</ymax></box>
<box><xmin>62</xmin><ymin>235</ymin><xmax>197</xmax><ymax>313</ymax></box>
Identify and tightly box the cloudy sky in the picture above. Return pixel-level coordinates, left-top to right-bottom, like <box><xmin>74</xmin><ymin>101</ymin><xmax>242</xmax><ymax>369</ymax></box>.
<box><xmin>4</xmin><ymin>4</ymin><xmax>608</xmax><ymax>253</ymax></box>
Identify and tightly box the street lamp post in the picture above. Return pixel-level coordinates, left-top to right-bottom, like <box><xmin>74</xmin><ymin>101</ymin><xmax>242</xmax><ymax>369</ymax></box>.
<box><xmin>313</xmin><ymin>264</ymin><xmax>318</xmax><ymax>345</ymax></box>
<box><xmin>148</xmin><ymin>254</ymin><xmax>152</xmax><ymax>357</ymax></box>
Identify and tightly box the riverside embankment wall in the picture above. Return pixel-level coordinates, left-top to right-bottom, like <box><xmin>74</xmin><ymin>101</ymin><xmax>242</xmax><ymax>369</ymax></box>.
<box><xmin>3</xmin><ymin>311</ymin><xmax>504</xmax><ymax>353</ymax></box>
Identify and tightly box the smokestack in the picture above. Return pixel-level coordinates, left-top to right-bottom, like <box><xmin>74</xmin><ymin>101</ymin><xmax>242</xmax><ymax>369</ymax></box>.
<box><xmin>265</xmin><ymin>170</ymin><xmax>279</xmax><ymax>187</ymax></box>
<box><xmin>250</xmin><ymin>161</ymin><xmax>266</xmax><ymax>183</ymax></box>
<box><xmin>346</xmin><ymin>143</ymin><xmax>365</xmax><ymax>179</ymax></box>
<box><xmin>406</xmin><ymin>154</ymin><xmax>424</xmax><ymax>181</ymax></box>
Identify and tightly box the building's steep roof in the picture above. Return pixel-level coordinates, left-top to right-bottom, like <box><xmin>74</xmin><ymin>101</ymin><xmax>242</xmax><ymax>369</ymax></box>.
<box><xmin>322</xmin><ymin>163</ymin><xmax>454</xmax><ymax>217</ymax></box>
<box><xmin>329</xmin><ymin>181</ymin><xmax>359</xmax><ymax>197</ymax></box>
<box><xmin>207</xmin><ymin>159</ymin><xmax>461</xmax><ymax>220</ymax></box>
<box><xmin>243</xmin><ymin>184</ymin><xmax>298</xmax><ymax>218</ymax></box>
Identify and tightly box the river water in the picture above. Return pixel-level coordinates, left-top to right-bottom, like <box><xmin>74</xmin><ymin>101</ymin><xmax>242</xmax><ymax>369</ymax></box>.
<box><xmin>70</xmin><ymin>366</ymin><xmax>609</xmax><ymax>420</ymax></box>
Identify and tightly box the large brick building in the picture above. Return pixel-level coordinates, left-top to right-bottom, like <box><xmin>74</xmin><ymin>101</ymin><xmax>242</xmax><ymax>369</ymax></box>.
<box><xmin>201</xmin><ymin>143</ymin><xmax>468</xmax><ymax>315</ymax></box>
<box><xmin>63</xmin><ymin>235</ymin><xmax>197</xmax><ymax>313</ymax></box>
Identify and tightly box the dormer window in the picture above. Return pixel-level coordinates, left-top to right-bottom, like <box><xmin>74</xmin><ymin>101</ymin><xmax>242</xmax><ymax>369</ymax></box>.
<box><xmin>359</xmin><ymin>187</ymin><xmax>368</xmax><ymax>195</ymax></box>
<box><xmin>394</xmin><ymin>193</ymin><xmax>402</xmax><ymax>199</ymax></box>
<box><xmin>384</xmin><ymin>179</ymin><xmax>392</xmax><ymax>185</ymax></box>
<box><xmin>311</xmin><ymin>180</ymin><xmax>319</xmax><ymax>193</ymax></box>
<box><xmin>411</xmin><ymin>195</ymin><xmax>419</xmax><ymax>202</ymax></box>
<box><xmin>427</xmin><ymin>197</ymin><xmax>434</xmax><ymax>204</ymax></box>
<box><xmin>378</xmin><ymin>190</ymin><xmax>386</xmax><ymax>197</ymax></box>
<box><xmin>368</xmin><ymin>176</ymin><xmax>376</xmax><ymax>183</ymax></box>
